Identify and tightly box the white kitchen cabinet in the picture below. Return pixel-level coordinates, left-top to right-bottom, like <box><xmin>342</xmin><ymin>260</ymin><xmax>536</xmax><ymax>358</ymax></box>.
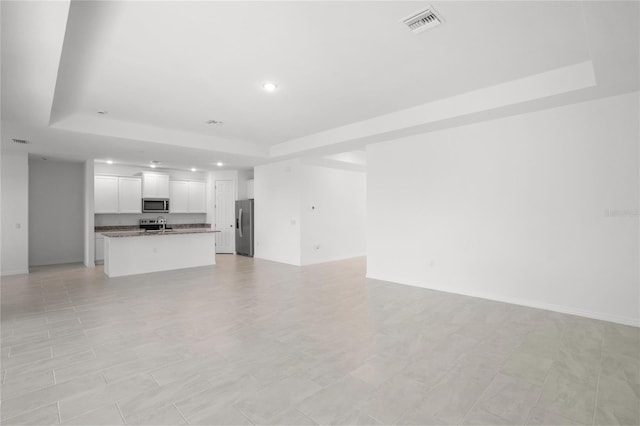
<box><xmin>247</xmin><ymin>179</ymin><xmax>255</xmax><ymax>199</ymax></box>
<box><xmin>169</xmin><ymin>180</ymin><xmax>189</xmax><ymax>213</ymax></box>
<box><xmin>170</xmin><ymin>180</ymin><xmax>206</xmax><ymax>213</ymax></box>
<box><xmin>188</xmin><ymin>181</ymin><xmax>206</xmax><ymax>213</ymax></box>
<box><xmin>142</xmin><ymin>173</ymin><xmax>170</xmax><ymax>198</ymax></box>
<box><xmin>118</xmin><ymin>177</ymin><xmax>142</xmax><ymax>213</ymax></box>
<box><xmin>94</xmin><ymin>176</ymin><xmax>119</xmax><ymax>213</ymax></box>
<box><xmin>95</xmin><ymin>175</ymin><xmax>142</xmax><ymax>213</ymax></box>
<box><xmin>95</xmin><ymin>233</ymin><xmax>105</xmax><ymax>263</ymax></box>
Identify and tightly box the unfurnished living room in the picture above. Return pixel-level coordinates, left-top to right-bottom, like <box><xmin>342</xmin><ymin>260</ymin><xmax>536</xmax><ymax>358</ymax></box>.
<box><xmin>1</xmin><ymin>1</ymin><xmax>639</xmax><ymax>425</ymax></box>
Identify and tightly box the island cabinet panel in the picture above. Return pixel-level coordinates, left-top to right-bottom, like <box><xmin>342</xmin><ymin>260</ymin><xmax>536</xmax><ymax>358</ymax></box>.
<box><xmin>170</xmin><ymin>180</ymin><xmax>206</xmax><ymax>213</ymax></box>
<box><xmin>142</xmin><ymin>173</ymin><xmax>170</xmax><ymax>198</ymax></box>
<box><xmin>103</xmin><ymin>232</ymin><xmax>216</xmax><ymax>277</ymax></box>
<box><xmin>94</xmin><ymin>176</ymin><xmax>119</xmax><ymax>213</ymax></box>
<box><xmin>118</xmin><ymin>177</ymin><xmax>142</xmax><ymax>213</ymax></box>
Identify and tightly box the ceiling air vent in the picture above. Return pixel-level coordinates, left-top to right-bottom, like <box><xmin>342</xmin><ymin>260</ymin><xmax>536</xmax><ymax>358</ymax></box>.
<box><xmin>12</xmin><ymin>139</ymin><xmax>29</xmax><ymax>144</ymax></box>
<box><xmin>401</xmin><ymin>7</ymin><xmax>443</xmax><ymax>34</ymax></box>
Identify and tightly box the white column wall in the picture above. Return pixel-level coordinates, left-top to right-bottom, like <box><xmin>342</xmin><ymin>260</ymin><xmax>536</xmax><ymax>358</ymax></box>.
<box><xmin>1</xmin><ymin>152</ymin><xmax>29</xmax><ymax>275</ymax></box>
<box><xmin>84</xmin><ymin>160</ymin><xmax>95</xmax><ymax>267</ymax></box>
<box><xmin>29</xmin><ymin>159</ymin><xmax>84</xmax><ymax>266</ymax></box>
<box><xmin>254</xmin><ymin>159</ymin><xmax>302</xmax><ymax>265</ymax></box>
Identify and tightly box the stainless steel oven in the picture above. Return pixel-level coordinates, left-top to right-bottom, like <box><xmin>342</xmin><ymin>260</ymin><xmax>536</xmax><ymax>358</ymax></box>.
<box><xmin>142</xmin><ymin>198</ymin><xmax>169</xmax><ymax>213</ymax></box>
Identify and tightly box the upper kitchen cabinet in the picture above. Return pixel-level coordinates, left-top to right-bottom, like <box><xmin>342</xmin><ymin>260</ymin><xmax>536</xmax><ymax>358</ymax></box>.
<box><xmin>118</xmin><ymin>177</ymin><xmax>142</xmax><ymax>213</ymax></box>
<box><xmin>170</xmin><ymin>180</ymin><xmax>206</xmax><ymax>213</ymax></box>
<box><xmin>188</xmin><ymin>181</ymin><xmax>206</xmax><ymax>213</ymax></box>
<box><xmin>95</xmin><ymin>175</ymin><xmax>142</xmax><ymax>213</ymax></box>
<box><xmin>95</xmin><ymin>176</ymin><xmax>119</xmax><ymax>213</ymax></box>
<box><xmin>169</xmin><ymin>180</ymin><xmax>189</xmax><ymax>213</ymax></box>
<box><xmin>142</xmin><ymin>172</ymin><xmax>170</xmax><ymax>198</ymax></box>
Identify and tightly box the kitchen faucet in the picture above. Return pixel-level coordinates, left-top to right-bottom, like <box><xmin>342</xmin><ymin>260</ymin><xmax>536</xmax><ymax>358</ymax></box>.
<box><xmin>156</xmin><ymin>216</ymin><xmax>166</xmax><ymax>232</ymax></box>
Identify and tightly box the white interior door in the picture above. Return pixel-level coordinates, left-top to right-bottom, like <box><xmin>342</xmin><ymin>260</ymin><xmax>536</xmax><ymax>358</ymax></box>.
<box><xmin>215</xmin><ymin>180</ymin><xmax>235</xmax><ymax>253</ymax></box>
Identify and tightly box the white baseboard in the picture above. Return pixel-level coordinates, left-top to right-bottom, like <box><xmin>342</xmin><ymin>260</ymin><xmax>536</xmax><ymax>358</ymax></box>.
<box><xmin>301</xmin><ymin>253</ymin><xmax>366</xmax><ymax>266</ymax></box>
<box><xmin>1</xmin><ymin>268</ymin><xmax>29</xmax><ymax>276</ymax></box>
<box><xmin>366</xmin><ymin>273</ymin><xmax>640</xmax><ymax>328</ymax></box>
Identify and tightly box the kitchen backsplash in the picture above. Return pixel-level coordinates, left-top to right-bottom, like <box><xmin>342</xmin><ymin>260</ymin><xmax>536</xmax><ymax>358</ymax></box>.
<box><xmin>95</xmin><ymin>213</ymin><xmax>207</xmax><ymax>226</ymax></box>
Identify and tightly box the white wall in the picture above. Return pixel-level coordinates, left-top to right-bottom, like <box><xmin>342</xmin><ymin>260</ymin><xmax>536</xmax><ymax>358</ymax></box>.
<box><xmin>0</xmin><ymin>152</ymin><xmax>29</xmax><ymax>275</ymax></box>
<box><xmin>254</xmin><ymin>159</ymin><xmax>367</xmax><ymax>266</ymax></box>
<box><xmin>367</xmin><ymin>92</ymin><xmax>640</xmax><ymax>326</ymax></box>
<box><xmin>254</xmin><ymin>159</ymin><xmax>302</xmax><ymax>265</ymax></box>
<box><xmin>301</xmin><ymin>164</ymin><xmax>366</xmax><ymax>265</ymax></box>
<box><xmin>84</xmin><ymin>160</ymin><xmax>94</xmax><ymax>267</ymax></box>
<box><xmin>29</xmin><ymin>159</ymin><xmax>84</xmax><ymax>266</ymax></box>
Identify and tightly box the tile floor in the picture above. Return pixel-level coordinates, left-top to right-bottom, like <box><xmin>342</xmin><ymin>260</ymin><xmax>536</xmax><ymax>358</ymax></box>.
<box><xmin>1</xmin><ymin>256</ymin><xmax>638</xmax><ymax>425</ymax></box>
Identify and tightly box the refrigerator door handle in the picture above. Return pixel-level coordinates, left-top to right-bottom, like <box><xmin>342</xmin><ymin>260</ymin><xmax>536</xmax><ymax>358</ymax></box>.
<box><xmin>238</xmin><ymin>208</ymin><xmax>243</xmax><ymax>238</ymax></box>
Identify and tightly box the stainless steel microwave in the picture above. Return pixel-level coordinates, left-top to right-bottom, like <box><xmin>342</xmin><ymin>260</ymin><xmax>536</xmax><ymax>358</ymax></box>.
<box><xmin>142</xmin><ymin>198</ymin><xmax>169</xmax><ymax>213</ymax></box>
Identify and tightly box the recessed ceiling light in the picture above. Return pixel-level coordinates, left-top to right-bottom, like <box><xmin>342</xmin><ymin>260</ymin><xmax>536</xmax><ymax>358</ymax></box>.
<box><xmin>97</xmin><ymin>110</ymin><xmax>108</xmax><ymax>115</ymax></box>
<box><xmin>191</xmin><ymin>167</ymin><xmax>196</xmax><ymax>172</ymax></box>
<box><xmin>262</xmin><ymin>82</ymin><xmax>278</xmax><ymax>92</ymax></box>
<box><xmin>216</xmin><ymin>162</ymin><xmax>223</xmax><ymax>167</ymax></box>
<box><xmin>106</xmin><ymin>160</ymin><xmax>113</xmax><ymax>165</ymax></box>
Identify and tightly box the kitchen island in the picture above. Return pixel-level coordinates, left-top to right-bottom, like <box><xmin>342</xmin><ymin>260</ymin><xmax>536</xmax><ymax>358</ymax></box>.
<box><xmin>101</xmin><ymin>228</ymin><xmax>219</xmax><ymax>277</ymax></box>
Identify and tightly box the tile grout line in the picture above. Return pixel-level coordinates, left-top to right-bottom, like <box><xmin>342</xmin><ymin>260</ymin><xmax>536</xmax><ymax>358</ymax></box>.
<box><xmin>115</xmin><ymin>401</ymin><xmax>127</xmax><ymax>425</ymax></box>
<box><xmin>150</xmin><ymin>373</ymin><xmax>161</xmax><ymax>387</ymax></box>
<box><xmin>523</xmin><ymin>327</ymin><xmax>563</xmax><ymax>425</ymax></box>
<box><xmin>459</xmin><ymin>371</ymin><xmax>502</xmax><ymax>424</ymax></box>
<box><xmin>173</xmin><ymin>403</ymin><xmax>190</xmax><ymax>425</ymax></box>
<box><xmin>590</xmin><ymin>334</ymin><xmax>606</xmax><ymax>426</ymax></box>
<box><xmin>236</xmin><ymin>406</ymin><xmax>256</xmax><ymax>426</ymax></box>
<box><xmin>293</xmin><ymin>408</ymin><xmax>319</xmax><ymax>426</ymax></box>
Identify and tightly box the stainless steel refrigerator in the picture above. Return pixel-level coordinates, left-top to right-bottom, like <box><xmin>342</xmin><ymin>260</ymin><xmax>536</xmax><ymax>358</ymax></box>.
<box><xmin>235</xmin><ymin>199</ymin><xmax>254</xmax><ymax>256</ymax></box>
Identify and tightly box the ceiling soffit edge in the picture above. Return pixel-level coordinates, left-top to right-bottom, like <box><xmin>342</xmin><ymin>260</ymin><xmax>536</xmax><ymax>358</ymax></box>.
<box><xmin>268</xmin><ymin>61</ymin><xmax>597</xmax><ymax>159</ymax></box>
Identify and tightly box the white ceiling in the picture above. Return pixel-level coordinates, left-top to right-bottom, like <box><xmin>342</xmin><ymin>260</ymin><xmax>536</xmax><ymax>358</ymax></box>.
<box><xmin>1</xmin><ymin>1</ymin><xmax>638</xmax><ymax>171</ymax></box>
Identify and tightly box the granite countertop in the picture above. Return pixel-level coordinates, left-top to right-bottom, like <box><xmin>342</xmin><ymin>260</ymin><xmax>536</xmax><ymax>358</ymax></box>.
<box><xmin>101</xmin><ymin>228</ymin><xmax>220</xmax><ymax>238</ymax></box>
<box><xmin>95</xmin><ymin>223</ymin><xmax>211</xmax><ymax>232</ymax></box>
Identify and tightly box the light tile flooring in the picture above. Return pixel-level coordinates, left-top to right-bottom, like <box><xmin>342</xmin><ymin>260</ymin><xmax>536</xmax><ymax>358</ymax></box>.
<box><xmin>1</xmin><ymin>256</ymin><xmax>638</xmax><ymax>425</ymax></box>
